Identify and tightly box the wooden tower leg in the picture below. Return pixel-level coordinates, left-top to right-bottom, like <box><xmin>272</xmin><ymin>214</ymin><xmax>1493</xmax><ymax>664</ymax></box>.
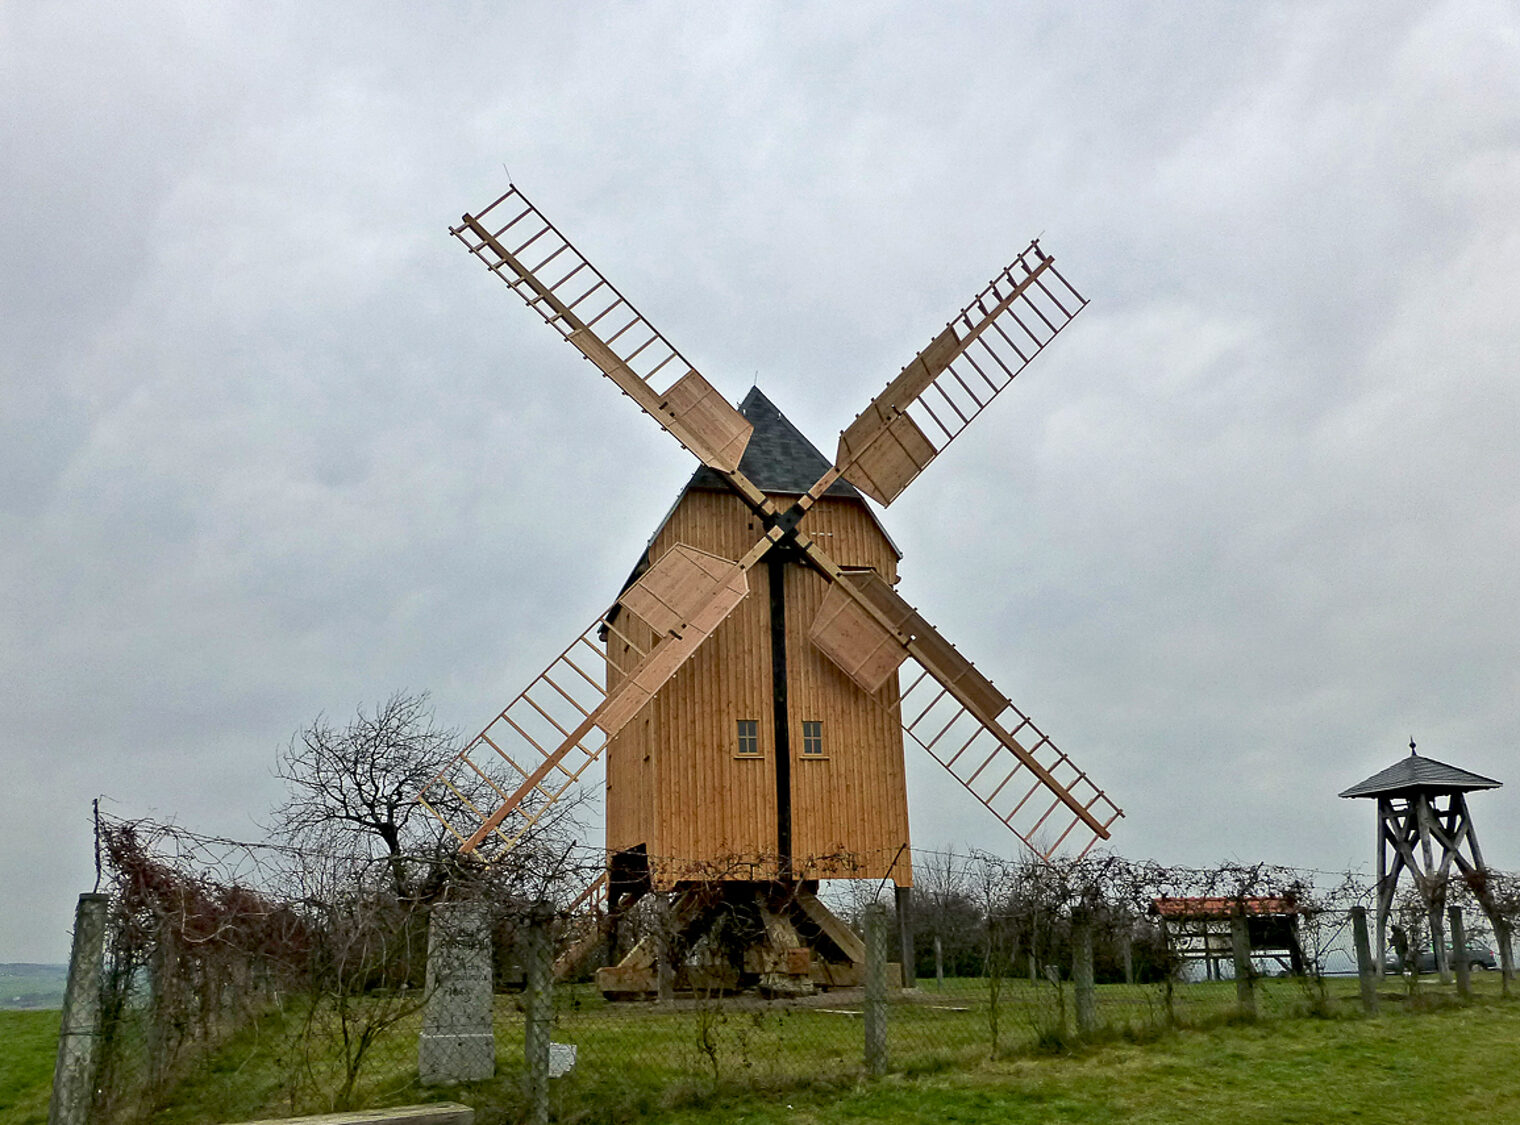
<box><xmin>1375</xmin><ymin>797</ymin><xmax>1391</xmax><ymax>976</ymax></box>
<box><xmin>1415</xmin><ymin>794</ymin><xmax>1450</xmax><ymax>981</ymax></box>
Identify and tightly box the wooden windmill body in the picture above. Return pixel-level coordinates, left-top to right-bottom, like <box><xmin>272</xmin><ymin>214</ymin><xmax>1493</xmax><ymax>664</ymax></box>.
<box><xmin>605</xmin><ymin>388</ymin><xmax>912</xmax><ymax>890</ymax></box>
<box><xmin>421</xmin><ymin>184</ymin><xmax>1124</xmax><ymax>995</ymax></box>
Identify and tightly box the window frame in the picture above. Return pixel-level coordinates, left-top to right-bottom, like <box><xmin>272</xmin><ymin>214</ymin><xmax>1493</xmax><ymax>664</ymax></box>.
<box><xmin>735</xmin><ymin>717</ymin><xmax>761</xmax><ymax>758</ymax></box>
<box><xmin>801</xmin><ymin>719</ymin><xmax>825</xmax><ymax>758</ymax></box>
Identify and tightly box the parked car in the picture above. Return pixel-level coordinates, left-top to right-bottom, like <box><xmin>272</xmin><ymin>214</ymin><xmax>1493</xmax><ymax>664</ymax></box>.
<box><xmin>1385</xmin><ymin>945</ymin><xmax>1498</xmax><ymax>974</ymax></box>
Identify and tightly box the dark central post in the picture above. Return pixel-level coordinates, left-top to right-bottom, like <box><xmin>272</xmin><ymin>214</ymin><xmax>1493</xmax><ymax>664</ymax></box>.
<box><xmin>767</xmin><ymin>551</ymin><xmax>793</xmax><ymax>879</ymax></box>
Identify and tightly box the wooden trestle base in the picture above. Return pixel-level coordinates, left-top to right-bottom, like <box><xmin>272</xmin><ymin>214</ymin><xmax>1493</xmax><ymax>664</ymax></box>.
<box><xmin>584</xmin><ymin>880</ymin><xmax>890</xmax><ymax>1001</ymax></box>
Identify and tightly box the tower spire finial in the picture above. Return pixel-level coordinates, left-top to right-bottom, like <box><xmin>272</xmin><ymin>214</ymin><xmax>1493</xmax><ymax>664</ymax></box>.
<box><xmin>1409</xmin><ymin>736</ymin><xmax>1417</xmax><ymax>757</ymax></box>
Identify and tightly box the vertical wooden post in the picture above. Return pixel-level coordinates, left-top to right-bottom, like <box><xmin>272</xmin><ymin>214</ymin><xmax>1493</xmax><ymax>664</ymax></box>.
<box><xmin>1350</xmin><ymin>906</ymin><xmax>1379</xmax><ymax>1015</ymax></box>
<box><xmin>49</xmin><ymin>893</ymin><xmax>109</xmax><ymax>1125</ymax></box>
<box><xmin>1416</xmin><ymin>795</ymin><xmax>1451</xmax><ymax>984</ymax></box>
<box><xmin>524</xmin><ymin>907</ymin><xmax>552</xmax><ymax>1125</ymax></box>
<box><xmin>895</xmin><ymin>885</ymin><xmax>916</xmax><ymax>989</ymax></box>
<box><xmin>1072</xmin><ymin>911</ymin><xmax>1096</xmax><ymax>1035</ymax></box>
<box><xmin>1498</xmin><ymin>916</ymin><xmax>1514</xmax><ymax>997</ymax></box>
<box><xmin>1230</xmin><ymin>913</ymin><xmax>1255</xmax><ymax>1019</ymax></box>
<box><xmin>1449</xmin><ymin>906</ymin><xmax>1470</xmax><ymax>1000</ymax></box>
<box><xmin>864</xmin><ymin>902</ymin><xmax>888</xmax><ymax>1077</ymax></box>
<box><xmin>655</xmin><ymin>892</ymin><xmax>675</xmax><ymax>1004</ymax></box>
<box><xmin>1375</xmin><ymin>796</ymin><xmax>1391</xmax><ymax>979</ymax></box>
<box><xmin>934</xmin><ymin>936</ymin><xmax>944</xmax><ymax>990</ymax></box>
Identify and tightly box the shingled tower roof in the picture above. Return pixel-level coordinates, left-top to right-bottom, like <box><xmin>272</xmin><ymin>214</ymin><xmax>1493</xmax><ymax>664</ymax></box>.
<box><xmin>1338</xmin><ymin>748</ymin><xmax>1502</xmax><ymax>800</ymax></box>
<box><xmin>687</xmin><ymin>386</ymin><xmax>865</xmax><ymax>500</ymax></box>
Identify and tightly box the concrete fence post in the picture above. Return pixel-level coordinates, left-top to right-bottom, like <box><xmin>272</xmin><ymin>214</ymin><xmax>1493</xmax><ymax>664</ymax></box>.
<box><xmin>1449</xmin><ymin>906</ymin><xmax>1470</xmax><ymax>1000</ymax></box>
<box><xmin>1072</xmin><ymin>911</ymin><xmax>1096</xmax><ymax>1035</ymax></box>
<box><xmin>1350</xmin><ymin>906</ymin><xmax>1379</xmax><ymax>1015</ymax></box>
<box><xmin>934</xmin><ymin>936</ymin><xmax>944</xmax><ymax>990</ymax></box>
<box><xmin>419</xmin><ymin>899</ymin><xmax>495</xmax><ymax>1086</ymax></box>
<box><xmin>864</xmin><ymin>902</ymin><xmax>888</xmax><ymax>1077</ymax></box>
<box><xmin>1230</xmin><ymin>912</ymin><xmax>1255</xmax><ymax>1020</ymax></box>
<box><xmin>523</xmin><ymin>906</ymin><xmax>553</xmax><ymax>1125</ymax></box>
<box><xmin>49</xmin><ymin>892</ymin><xmax>109</xmax><ymax>1125</ymax></box>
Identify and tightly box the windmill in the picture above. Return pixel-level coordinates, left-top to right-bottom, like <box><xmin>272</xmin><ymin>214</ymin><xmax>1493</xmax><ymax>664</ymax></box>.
<box><xmin>420</xmin><ymin>184</ymin><xmax>1123</xmax><ymax>996</ymax></box>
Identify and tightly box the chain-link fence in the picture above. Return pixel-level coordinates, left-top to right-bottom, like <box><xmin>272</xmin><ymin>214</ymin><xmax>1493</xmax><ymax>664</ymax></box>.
<box><xmin>52</xmin><ymin>822</ymin><xmax>1520</xmax><ymax>1124</ymax></box>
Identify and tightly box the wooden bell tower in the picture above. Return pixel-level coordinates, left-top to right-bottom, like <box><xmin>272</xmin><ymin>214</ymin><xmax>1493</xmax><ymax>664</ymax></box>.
<box><xmin>1339</xmin><ymin>740</ymin><xmax>1502</xmax><ymax>977</ymax></box>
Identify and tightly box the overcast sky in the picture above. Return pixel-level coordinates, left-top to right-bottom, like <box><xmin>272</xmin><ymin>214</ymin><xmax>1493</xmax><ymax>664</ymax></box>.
<box><xmin>4</xmin><ymin>2</ymin><xmax>1517</xmax><ymax>962</ymax></box>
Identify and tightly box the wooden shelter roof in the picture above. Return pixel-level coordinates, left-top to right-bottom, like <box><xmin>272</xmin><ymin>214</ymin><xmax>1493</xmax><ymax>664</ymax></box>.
<box><xmin>1338</xmin><ymin>752</ymin><xmax>1502</xmax><ymax>799</ymax></box>
<box><xmin>1150</xmin><ymin>895</ymin><xmax>1300</xmax><ymax>920</ymax></box>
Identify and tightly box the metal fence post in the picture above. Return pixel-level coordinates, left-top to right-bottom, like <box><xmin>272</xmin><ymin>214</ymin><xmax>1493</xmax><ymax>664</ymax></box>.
<box><xmin>864</xmin><ymin>902</ymin><xmax>888</xmax><ymax>1077</ymax></box>
<box><xmin>1072</xmin><ymin>910</ymin><xmax>1096</xmax><ymax>1035</ymax></box>
<box><xmin>49</xmin><ymin>892</ymin><xmax>109</xmax><ymax>1125</ymax></box>
<box><xmin>1449</xmin><ymin>906</ymin><xmax>1470</xmax><ymax>1000</ymax></box>
<box><xmin>524</xmin><ymin>905</ymin><xmax>553</xmax><ymax>1125</ymax></box>
<box><xmin>1350</xmin><ymin>906</ymin><xmax>1379</xmax><ymax>1015</ymax></box>
<box><xmin>1230</xmin><ymin>912</ymin><xmax>1255</xmax><ymax>1019</ymax></box>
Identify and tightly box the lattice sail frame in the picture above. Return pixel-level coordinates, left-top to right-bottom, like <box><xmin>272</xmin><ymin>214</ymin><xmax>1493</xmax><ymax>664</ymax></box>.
<box><xmin>419</xmin><ymin>544</ymin><xmax>754</xmax><ymax>862</ymax></box>
<box><xmin>810</xmin><ymin>569</ymin><xmax>1121</xmax><ymax>859</ymax></box>
<box><xmin>452</xmin><ymin>186</ymin><xmax>753</xmax><ymax>474</ymax></box>
<box><xmin>892</xmin><ymin>657</ymin><xmax>1120</xmax><ymax>860</ymax></box>
<box><xmin>418</xmin><ymin>614</ymin><xmax>614</xmax><ymax>864</ymax></box>
<box><xmin>835</xmin><ymin>243</ymin><xmax>1087</xmax><ymax>506</ymax></box>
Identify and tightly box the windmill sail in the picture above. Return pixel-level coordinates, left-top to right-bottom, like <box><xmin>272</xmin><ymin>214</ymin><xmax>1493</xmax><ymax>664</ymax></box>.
<box><xmin>419</xmin><ymin>544</ymin><xmax>753</xmax><ymax>860</ymax></box>
<box><xmin>835</xmin><ymin>243</ymin><xmax>1087</xmax><ymax>506</ymax></box>
<box><xmin>808</xmin><ymin>569</ymin><xmax>1122</xmax><ymax>858</ymax></box>
<box><xmin>453</xmin><ymin>186</ymin><xmax>753</xmax><ymax>473</ymax></box>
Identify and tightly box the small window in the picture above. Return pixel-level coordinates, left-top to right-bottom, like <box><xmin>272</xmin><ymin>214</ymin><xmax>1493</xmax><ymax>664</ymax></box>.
<box><xmin>736</xmin><ymin>718</ymin><xmax>760</xmax><ymax>757</ymax></box>
<box><xmin>802</xmin><ymin>720</ymin><xmax>824</xmax><ymax>756</ymax></box>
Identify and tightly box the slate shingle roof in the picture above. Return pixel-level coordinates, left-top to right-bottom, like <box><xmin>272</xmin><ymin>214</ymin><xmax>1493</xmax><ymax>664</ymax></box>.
<box><xmin>606</xmin><ymin>387</ymin><xmax>901</xmax><ymax>614</ymax></box>
<box><xmin>686</xmin><ymin>386</ymin><xmax>863</xmax><ymax>499</ymax></box>
<box><xmin>1338</xmin><ymin>753</ymin><xmax>1502</xmax><ymax>799</ymax></box>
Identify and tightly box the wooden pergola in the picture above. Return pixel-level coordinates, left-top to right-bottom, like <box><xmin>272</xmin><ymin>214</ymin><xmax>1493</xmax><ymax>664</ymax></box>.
<box><xmin>1150</xmin><ymin>895</ymin><xmax>1307</xmax><ymax>978</ymax></box>
<box><xmin>1340</xmin><ymin>742</ymin><xmax>1502</xmax><ymax>978</ymax></box>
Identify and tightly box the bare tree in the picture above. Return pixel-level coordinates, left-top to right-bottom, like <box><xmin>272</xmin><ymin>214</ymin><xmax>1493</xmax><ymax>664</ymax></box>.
<box><xmin>271</xmin><ymin>691</ymin><xmax>466</xmax><ymax>895</ymax></box>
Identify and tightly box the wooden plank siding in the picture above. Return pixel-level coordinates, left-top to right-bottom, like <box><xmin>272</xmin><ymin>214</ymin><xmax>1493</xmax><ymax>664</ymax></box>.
<box><xmin>604</xmin><ymin>487</ymin><xmax>912</xmax><ymax>889</ymax></box>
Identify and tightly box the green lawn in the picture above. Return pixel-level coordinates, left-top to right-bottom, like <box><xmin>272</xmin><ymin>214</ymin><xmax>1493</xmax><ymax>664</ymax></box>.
<box><xmin>7</xmin><ymin>979</ymin><xmax>1520</xmax><ymax>1125</ymax></box>
<box><xmin>656</xmin><ymin>1001</ymin><xmax>1520</xmax><ymax>1125</ymax></box>
<box><xmin>0</xmin><ymin>1010</ymin><xmax>58</xmax><ymax>1125</ymax></box>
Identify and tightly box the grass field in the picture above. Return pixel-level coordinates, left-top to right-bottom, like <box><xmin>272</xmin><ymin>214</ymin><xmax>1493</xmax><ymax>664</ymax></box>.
<box><xmin>0</xmin><ymin>967</ymin><xmax>66</xmax><ymax>1012</ymax></box>
<box><xmin>0</xmin><ymin>1010</ymin><xmax>58</xmax><ymax>1125</ymax></box>
<box><xmin>655</xmin><ymin>1000</ymin><xmax>1520</xmax><ymax>1125</ymax></box>
<box><xmin>5</xmin><ymin>978</ymin><xmax>1519</xmax><ymax>1125</ymax></box>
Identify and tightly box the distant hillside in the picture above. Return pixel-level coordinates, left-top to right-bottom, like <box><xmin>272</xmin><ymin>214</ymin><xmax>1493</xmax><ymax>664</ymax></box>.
<box><xmin>0</xmin><ymin>963</ymin><xmax>68</xmax><ymax>1010</ymax></box>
